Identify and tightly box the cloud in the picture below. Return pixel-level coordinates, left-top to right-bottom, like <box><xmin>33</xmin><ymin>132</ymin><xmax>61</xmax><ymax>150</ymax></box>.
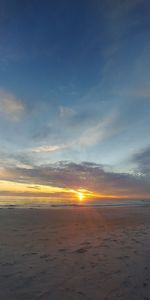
<box><xmin>29</xmin><ymin>111</ymin><xmax>119</xmax><ymax>154</ymax></box>
<box><xmin>29</xmin><ymin>112</ymin><xmax>119</xmax><ymax>157</ymax></box>
<box><xmin>0</xmin><ymin>158</ymin><xmax>32</xmax><ymax>170</ymax></box>
<box><xmin>132</xmin><ymin>146</ymin><xmax>150</xmax><ymax>176</ymax></box>
<box><xmin>1</xmin><ymin>161</ymin><xmax>150</xmax><ymax>199</ymax></box>
<box><xmin>31</xmin><ymin>144</ymin><xmax>67</xmax><ymax>153</ymax></box>
<box><xmin>0</xmin><ymin>151</ymin><xmax>34</xmax><ymax>169</ymax></box>
<box><xmin>0</xmin><ymin>90</ymin><xmax>25</xmax><ymax>121</ymax></box>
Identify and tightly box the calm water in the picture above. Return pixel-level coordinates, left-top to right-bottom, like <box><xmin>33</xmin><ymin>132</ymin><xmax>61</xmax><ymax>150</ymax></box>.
<box><xmin>0</xmin><ymin>198</ymin><xmax>150</xmax><ymax>209</ymax></box>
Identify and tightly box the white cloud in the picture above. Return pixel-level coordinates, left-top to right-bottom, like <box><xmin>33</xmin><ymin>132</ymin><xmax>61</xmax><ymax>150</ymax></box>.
<box><xmin>0</xmin><ymin>90</ymin><xmax>25</xmax><ymax>121</ymax></box>
<box><xmin>31</xmin><ymin>144</ymin><xmax>67</xmax><ymax>153</ymax></box>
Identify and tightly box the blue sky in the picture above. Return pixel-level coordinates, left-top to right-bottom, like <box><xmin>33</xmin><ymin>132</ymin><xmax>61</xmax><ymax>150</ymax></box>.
<box><xmin>0</xmin><ymin>0</ymin><xmax>150</xmax><ymax>201</ymax></box>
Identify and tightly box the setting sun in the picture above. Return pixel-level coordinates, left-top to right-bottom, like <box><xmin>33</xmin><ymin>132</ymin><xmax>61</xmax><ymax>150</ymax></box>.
<box><xmin>78</xmin><ymin>192</ymin><xmax>84</xmax><ymax>201</ymax></box>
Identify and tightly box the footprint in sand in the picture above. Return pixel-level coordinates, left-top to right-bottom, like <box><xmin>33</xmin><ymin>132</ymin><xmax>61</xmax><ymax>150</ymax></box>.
<box><xmin>40</xmin><ymin>254</ymin><xmax>50</xmax><ymax>259</ymax></box>
<box><xmin>58</xmin><ymin>248</ymin><xmax>67</xmax><ymax>252</ymax></box>
<box><xmin>81</xmin><ymin>241</ymin><xmax>91</xmax><ymax>246</ymax></box>
<box><xmin>75</xmin><ymin>247</ymin><xmax>87</xmax><ymax>254</ymax></box>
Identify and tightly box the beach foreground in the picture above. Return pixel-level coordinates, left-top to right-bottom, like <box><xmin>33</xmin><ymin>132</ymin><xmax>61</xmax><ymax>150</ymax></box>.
<box><xmin>0</xmin><ymin>206</ymin><xmax>150</xmax><ymax>300</ymax></box>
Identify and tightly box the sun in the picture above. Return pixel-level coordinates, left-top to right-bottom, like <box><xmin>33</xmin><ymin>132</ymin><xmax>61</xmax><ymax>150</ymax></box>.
<box><xmin>78</xmin><ymin>192</ymin><xmax>84</xmax><ymax>201</ymax></box>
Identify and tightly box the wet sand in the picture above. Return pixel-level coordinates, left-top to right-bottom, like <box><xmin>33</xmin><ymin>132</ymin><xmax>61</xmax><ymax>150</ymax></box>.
<box><xmin>0</xmin><ymin>206</ymin><xmax>150</xmax><ymax>300</ymax></box>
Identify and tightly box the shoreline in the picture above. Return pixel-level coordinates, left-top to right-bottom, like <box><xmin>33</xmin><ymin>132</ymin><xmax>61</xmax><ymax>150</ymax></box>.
<box><xmin>0</xmin><ymin>200</ymin><xmax>150</xmax><ymax>209</ymax></box>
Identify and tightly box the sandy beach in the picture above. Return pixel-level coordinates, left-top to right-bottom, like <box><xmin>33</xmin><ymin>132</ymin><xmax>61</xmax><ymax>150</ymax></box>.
<box><xmin>0</xmin><ymin>206</ymin><xmax>150</xmax><ymax>300</ymax></box>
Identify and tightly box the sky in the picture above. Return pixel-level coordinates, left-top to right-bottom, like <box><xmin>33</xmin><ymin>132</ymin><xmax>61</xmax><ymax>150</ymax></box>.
<box><xmin>0</xmin><ymin>0</ymin><xmax>150</xmax><ymax>204</ymax></box>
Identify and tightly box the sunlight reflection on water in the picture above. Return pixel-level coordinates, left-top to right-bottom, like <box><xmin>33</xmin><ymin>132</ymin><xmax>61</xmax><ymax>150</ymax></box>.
<box><xmin>0</xmin><ymin>198</ymin><xmax>150</xmax><ymax>209</ymax></box>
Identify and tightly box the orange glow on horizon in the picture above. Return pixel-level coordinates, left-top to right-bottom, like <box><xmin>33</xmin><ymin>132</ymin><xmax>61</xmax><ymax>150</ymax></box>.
<box><xmin>0</xmin><ymin>179</ymin><xmax>150</xmax><ymax>202</ymax></box>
